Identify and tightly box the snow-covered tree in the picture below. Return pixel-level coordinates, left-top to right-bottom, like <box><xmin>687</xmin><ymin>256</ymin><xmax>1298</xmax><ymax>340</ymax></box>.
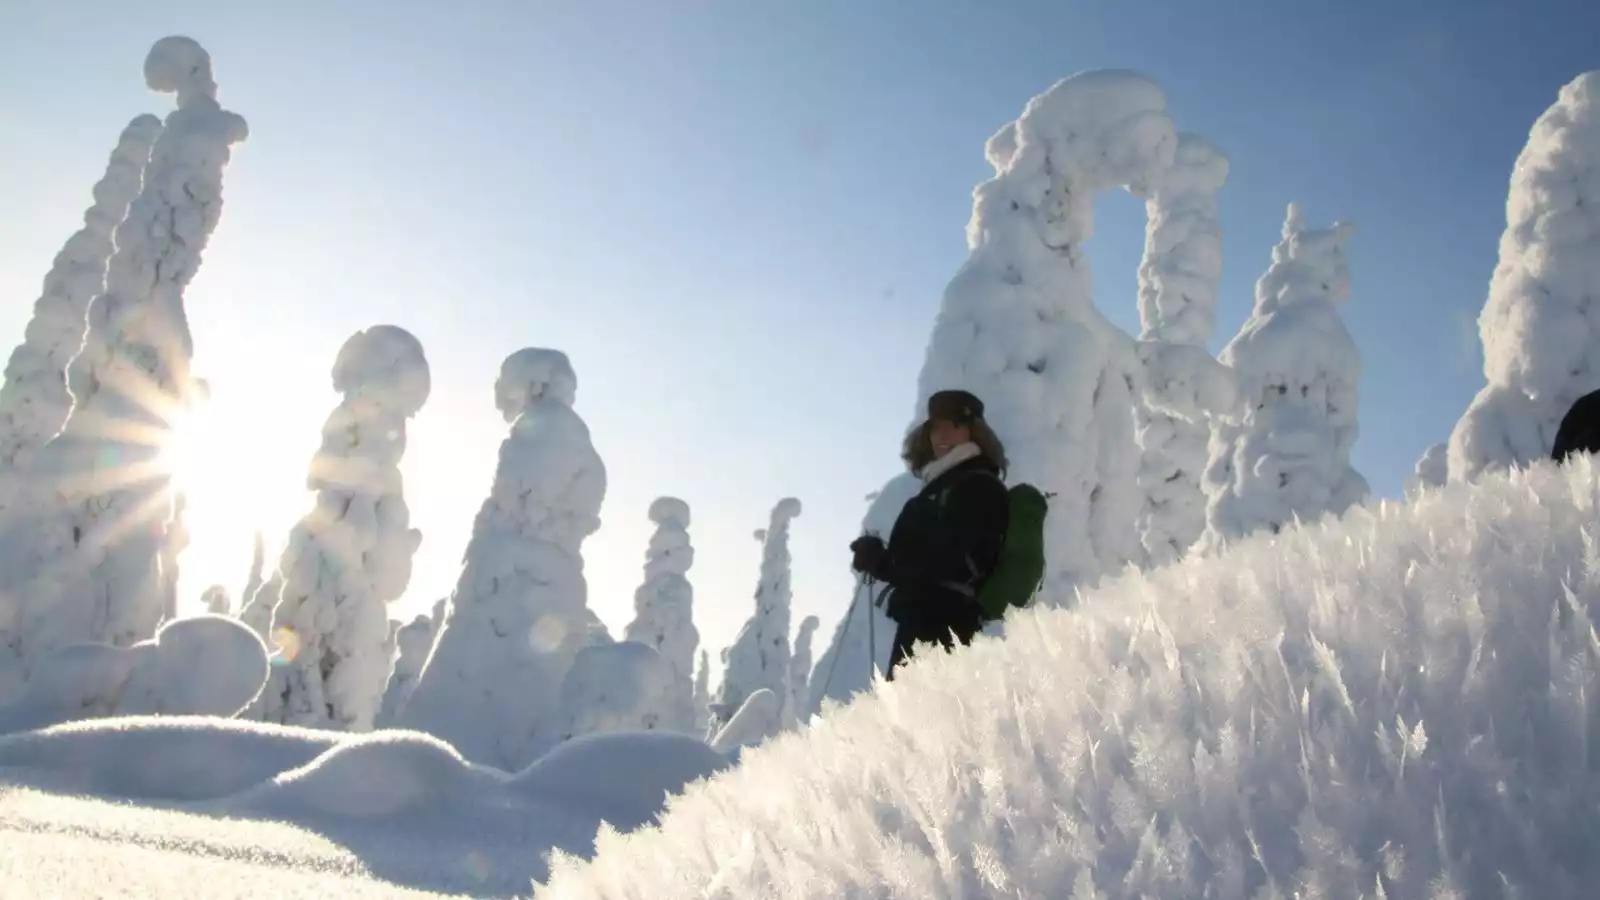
<box><xmin>912</xmin><ymin>70</ymin><xmax>1178</xmax><ymax>598</ymax></box>
<box><xmin>1410</xmin><ymin>443</ymin><xmax>1449</xmax><ymax>496</ymax></box>
<box><xmin>623</xmin><ymin>497</ymin><xmax>699</xmax><ymax>731</ymax></box>
<box><xmin>1448</xmin><ymin>72</ymin><xmax>1600</xmax><ymax>480</ymax></box>
<box><xmin>200</xmin><ymin>584</ymin><xmax>230</xmax><ymax>616</ymax></box>
<box><xmin>400</xmin><ymin>348</ymin><xmax>607</xmax><ymax>770</ymax></box>
<box><xmin>0</xmin><ymin>114</ymin><xmax>161</xmax><ymax>526</ymax></box>
<box><xmin>711</xmin><ymin>498</ymin><xmax>801</xmax><ymax>736</ymax></box>
<box><xmin>1134</xmin><ymin>133</ymin><xmax>1232</xmax><ymax>566</ymax></box>
<box><xmin>788</xmin><ymin>615</ymin><xmax>819</xmax><ymax>725</ymax></box>
<box><xmin>12</xmin><ymin>37</ymin><xmax>247</xmax><ymax>669</ymax></box>
<box><xmin>1201</xmin><ymin>203</ymin><xmax>1366</xmax><ymax>546</ymax></box>
<box><xmin>807</xmin><ymin>476</ymin><xmax>918</xmax><ymax>719</ymax></box>
<box><xmin>376</xmin><ymin>597</ymin><xmax>443</xmax><ymax>727</ymax></box>
<box><xmin>253</xmin><ymin>325</ymin><xmax>430</xmax><ymax>731</ymax></box>
<box><xmin>544</xmin><ymin>641</ymin><xmax>675</xmax><ymax>753</ymax></box>
<box><xmin>692</xmin><ymin>649</ymin><xmax>711</xmax><ymax>737</ymax></box>
<box><xmin>237</xmin><ymin>529</ymin><xmax>267</xmax><ymax>635</ymax></box>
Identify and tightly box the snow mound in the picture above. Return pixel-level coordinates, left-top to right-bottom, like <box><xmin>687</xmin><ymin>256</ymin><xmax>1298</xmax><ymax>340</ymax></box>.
<box><xmin>118</xmin><ymin>614</ymin><xmax>269</xmax><ymax>717</ymax></box>
<box><xmin>496</xmin><ymin>347</ymin><xmax>578</xmax><ymax>418</ymax></box>
<box><xmin>540</xmin><ymin>458</ymin><xmax>1600</xmax><ymax>898</ymax></box>
<box><xmin>546</xmin><ymin>641</ymin><xmax>675</xmax><ymax>749</ymax></box>
<box><xmin>0</xmin><ymin>614</ymin><xmax>267</xmax><ymax>733</ymax></box>
<box><xmin>514</xmin><ymin>731</ymin><xmax>728</xmax><ymax>831</ymax></box>
<box><xmin>234</xmin><ymin>729</ymin><xmax>498</xmax><ymax>819</ymax></box>
<box><xmin>332</xmin><ymin>324</ymin><xmax>432</xmax><ymax>417</ymax></box>
<box><xmin>706</xmin><ymin>688</ymin><xmax>781</xmax><ymax>755</ymax></box>
<box><xmin>0</xmin><ymin>716</ymin><xmax>339</xmax><ymax>801</ymax></box>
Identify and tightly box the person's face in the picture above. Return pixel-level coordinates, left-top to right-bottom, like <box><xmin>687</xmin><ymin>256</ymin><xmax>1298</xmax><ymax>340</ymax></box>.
<box><xmin>930</xmin><ymin>418</ymin><xmax>971</xmax><ymax>458</ymax></box>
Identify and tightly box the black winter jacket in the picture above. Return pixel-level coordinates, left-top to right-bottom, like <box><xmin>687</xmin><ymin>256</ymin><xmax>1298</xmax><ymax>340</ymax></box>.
<box><xmin>869</xmin><ymin>454</ymin><xmax>1009</xmax><ymax>631</ymax></box>
<box><xmin>1553</xmin><ymin>388</ymin><xmax>1600</xmax><ymax>464</ymax></box>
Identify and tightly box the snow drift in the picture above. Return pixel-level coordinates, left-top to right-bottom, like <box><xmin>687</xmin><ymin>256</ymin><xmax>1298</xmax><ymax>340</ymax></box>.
<box><xmin>0</xmin><ymin>614</ymin><xmax>267</xmax><ymax>735</ymax></box>
<box><xmin>912</xmin><ymin>69</ymin><xmax>1178</xmax><ymax>597</ymax></box>
<box><xmin>540</xmin><ymin>455</ymin><xmax>1600</xmax><ymax>898</ymax></box>
<box><xmin>1449</xmin><ymin>71</ymin><xmax>1600</xmax><ymax>479</ymax></box>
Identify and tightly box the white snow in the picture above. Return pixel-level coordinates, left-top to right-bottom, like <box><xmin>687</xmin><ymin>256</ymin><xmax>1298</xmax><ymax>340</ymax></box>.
<box><xmin>543</xmin><ymin>641</ymin><xmax>676</xmax><ymax>753</ymax></box>
<box><xmin>253</xmin><ymin>325</ymin><xmax>429</xmax><ymax>732</ymax></box>
<box><xmin>0</xmin><ymin>614</ymin><xmax>267</xmax><ymax>734</ymax></box>
<box><xmin>0</xmin><ymin>114</ymin><xmax>161</xmax><ymax>531</ymax></box>
<box><xmin>1134</xmin><ymin>133</ymin><xmax>1231</xmax><ymax>566</ymax></box>
<box><xmin>376</xmin><ymin>598</ymin><xmax>442</xmax><ymax>728</ymax></box>
<box><xmin>1410</xmin><ymin>442</ymin><xmax>1449</xmax><ymax>495</ymax></box>
<box><xmin>913</xmin><ymin>70</ymin><xmax>1178</xmax><ymax>596</ymax></box>
<box><xmin>706</xmin><ymin>687</ymin><xmax>782</xmax><ymax>756</ymax></box>
<box><xmin>621</xmin><ymin>497</ymin><xmax>699</xmax><ymax>733</ymax></box>
<box><xmin>200</xmin><ymin>584</ymin><xmax>231</xmax><ymax>616</ymax></box>
<box><xmin>690</xmin><ymin>649</ymin><xmax>711</xmax><ymax>737</ymax></box>
<box><xmin>787</xmin><ymin>614</ymin><xmax>818</xmax><ymax>726</ymax></box>
<box><xmin>711</xmin><ymin>498</ymin><xmax>800</xmax><ymax>734</ymax></box>
<box><xmin>806</xmin><ymin>475</ymin><xmax>917</xmax><ymax>717</ymax></box>
<box><xmin>1202</xmin><ymin>203</ymin><xmax>1367</xmax><ymax>546</ymax></box>
<box><xmin>1448</xmin><ymin>72</ymin><xmax>1600</xmax><ymax>480</ymax></box>
<box><xmin>400</xmin><ymin>348</ymin><xmax>607</xmax><ymax>771</ymax></box>
<box><xmin>539</xmin><ymin>456</ymin><xmax>1600</xmax><ymax>898</ymax></box>
<box><xmin>0</xmin><ymin>716</ymin><xmax>726</xmax><ymax>896</ymax></box>
<box><xmin>12</xmin><ymin>36</ymin><xmax>248</xmax><ymax>672</ymax></box>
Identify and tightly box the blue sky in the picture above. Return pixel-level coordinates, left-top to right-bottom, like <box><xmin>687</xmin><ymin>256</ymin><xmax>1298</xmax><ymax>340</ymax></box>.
<box><xmin>1</xmin><ymin>0</ymin><xmax>1595</xmax><ymax>663</ymax></box>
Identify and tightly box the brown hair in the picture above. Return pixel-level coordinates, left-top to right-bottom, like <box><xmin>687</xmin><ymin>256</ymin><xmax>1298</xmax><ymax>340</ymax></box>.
<box><xmin>901</xmin><ymin>416</ymin><xmax>1009</xmax><ymax>478</ymax></box>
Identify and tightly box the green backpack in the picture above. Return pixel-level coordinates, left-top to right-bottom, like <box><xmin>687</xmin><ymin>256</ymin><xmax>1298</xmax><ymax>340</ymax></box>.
<box><xmin>941</xmin><ymin>473</ymin><xmax>1050</xmax><ymax>621</ymax></box>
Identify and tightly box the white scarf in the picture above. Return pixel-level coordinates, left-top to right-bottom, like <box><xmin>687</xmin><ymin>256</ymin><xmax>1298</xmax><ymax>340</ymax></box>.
<box><xmin>920</xmin><ymin>441</ymin><xmax>982</xmax><ymax>484</ymax></box>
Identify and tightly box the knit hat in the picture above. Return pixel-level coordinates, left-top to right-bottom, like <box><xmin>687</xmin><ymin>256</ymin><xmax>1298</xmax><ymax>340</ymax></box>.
<box><xmin>927</xmin><ymin>389</ymin><xmax>984</xmax><ymax>424</ymax></box>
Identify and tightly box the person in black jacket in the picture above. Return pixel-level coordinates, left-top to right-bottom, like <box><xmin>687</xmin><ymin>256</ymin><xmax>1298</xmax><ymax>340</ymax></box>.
<box><xmin>850</xmin><ymin>389</ymin><xmax>1010</xmax><ymax>680</ymax></box>
<box><xmin>1552</xmin><ymin>388</ymin><xmax>1600</xmax><ymax>464</ymax></box>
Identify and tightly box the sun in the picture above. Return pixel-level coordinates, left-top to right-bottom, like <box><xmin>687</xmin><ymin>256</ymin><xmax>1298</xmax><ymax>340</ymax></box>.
<box><xmin>158</xmin><ymin>392</ymin><xmax>304</xmax><ymax>612</ymax></box>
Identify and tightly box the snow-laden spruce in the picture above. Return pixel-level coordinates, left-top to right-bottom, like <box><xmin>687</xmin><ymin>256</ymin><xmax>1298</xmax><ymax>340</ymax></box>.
<box><xmin>252</xmin><ymin>326</ymin><xmax>429</xmax><ymax>732</ymax></box>
<box><xmin>540</xmin><ymin>454</ymin><xmax>1600</xmax><ymax>899</ymax></box>
<box><xmin>691</xmin><ymin>650</ymin><xmax>711</xmax><ymax>736</ymax></box>
<box><xmin>622</xmin><ymin>497</ymin><xmax>699</xmax><ymax>732</ymax></box>
<box><xmin>1202</xmin><ymin>203</ymin><xmax>1366</xmax><ymax>546</ymax></box>
<box><xmin>913</xmin><ymin>70</ymin><xmax>1177</xmax><ymax>595</ymax></box>
<box><xmin>806</xmin><ymin>476</ymin><xmax>916</xmax><ymax>718</ymax></box>
<box><xmin>0</xmin><ymin>115</ymin><xmax>161</xmax><ymax>524</ymax></box>
<box><xmin>544</xmin><ymin>641</ymin><xmax>676</xmax><ymax>753</ymax></box>
<box><xmin>711</xmin><ymin>499</ymin><xmax>801</xmax><ymax>735</ymax></box>
<box><xmin>1410</xmin><ymin>442</ymin><xmax>1449</xmax><ymax>495</ymax></box>
<box><xmin>12</xmin><ymin>37</ymin><xmax>247</xmax><ymax>670</ymax></box>
<box><xmin>200</xmin><ymin>584</ymin><xmax>230</xmax><ymax>616</ymax></box>
<box><xmin>788</xmin><ymin>615</ymin><xmax>818</xmax><ymax>725</ymax></box>
<box><xmin>400</xmin><ymin>348</ymin><xmax>607</xmax><ymax>771</ymax></box>
<box><xmin>1448</xmin><ymin>72</ymin><xmax>1600</xmax><ymax>479</ymax></box>
<box><xmin>375</xmin><ymin>597</ymin><xmax>442</xmax><ymax>727</ymax></box>
<box><xmin>1133</xmin><ymin>133</ymin><xmax>1232</xmax><ymax>566</ymax></box>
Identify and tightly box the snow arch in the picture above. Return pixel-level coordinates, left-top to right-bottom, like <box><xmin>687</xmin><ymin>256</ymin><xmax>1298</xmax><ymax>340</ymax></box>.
<box><xmin>913</xmin><ymin>70</ymin><xmax>1182</xmax><ymax>598</ymax></box>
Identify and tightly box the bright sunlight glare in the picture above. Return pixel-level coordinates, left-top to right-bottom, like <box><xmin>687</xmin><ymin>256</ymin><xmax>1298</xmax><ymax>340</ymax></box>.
<box><xmin>159</xmin><ymin>395</ymin><xmax>308</xmax><ymax>614</ymax></box>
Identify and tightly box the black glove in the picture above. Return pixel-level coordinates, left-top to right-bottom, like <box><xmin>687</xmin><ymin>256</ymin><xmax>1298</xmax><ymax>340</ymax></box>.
<box><xmin>850</xmin><ymin>535</ymin><xmax>886</xmax><ymax>575</ymax></box>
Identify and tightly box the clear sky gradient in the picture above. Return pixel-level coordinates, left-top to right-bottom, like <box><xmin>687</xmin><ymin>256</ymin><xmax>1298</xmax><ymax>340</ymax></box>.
<box><xmin>2</xmin><ymin>0</ymin><xmax>1596</xmax><ymax>663</ymax></box>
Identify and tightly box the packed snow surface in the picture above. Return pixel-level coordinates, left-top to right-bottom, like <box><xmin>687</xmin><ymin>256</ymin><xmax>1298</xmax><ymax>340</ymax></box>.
<box><xmin>1449</xmin><ymin>71</ymin><xmax>1600</xmax><ymax>479</ymax></box>
<box><xmin>540</xmin><ymin>457</ymin><xmax>1600</xmax><ymax>898</ymax></box>
<box><xmin>1</xmin><ymin>716</ymin><xmax>727</xmax><ymax>896</ymax></box>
